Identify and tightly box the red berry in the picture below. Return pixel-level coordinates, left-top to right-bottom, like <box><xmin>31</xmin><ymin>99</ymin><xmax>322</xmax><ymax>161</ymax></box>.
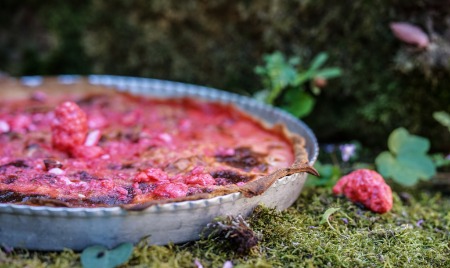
<box><xmin>313</xmin><ymin>77</ymin><xmax>327</xmax><ymax>88</ymax></box>
<box><xmin>145</xmin><ymin>168</ymin><xmax>169</xmax><ymax>183</ymax></box>
<box><xmin>52</xmin><ymin>101</ymin><xmax>88</xmax><ymax>152</ymax></box>
<box><xmin>153</xmin><ymin>182</ymin><xmax>188</xmax><ymax>198</ymax></box>
<box><xmin>185</xmin><ymin>173</ymin><xmax>216</xmax><ymax>186</ymax></box>
<box><xmin>71</xmin><ymin>145</ymin><xmax>104</xmax><ymax>159</ymax></box>
<box><xmin>333</xmin><ymin>169</ymin><xmax>393</xmax><ymax>214</ymax></box>
<box><xmin>133</xmin><ymin>168</ymin><xmax>169</xmax><ymax>184</ymax></box>
<box><xmin>133</xmin><ymin>172</ymin><xmax>149</xmax><ymax>183</ymax></box>
<box><xmin>9</xmin><ymin>114</ymin><xmax>32</xmax><ymax>133</ymax></box>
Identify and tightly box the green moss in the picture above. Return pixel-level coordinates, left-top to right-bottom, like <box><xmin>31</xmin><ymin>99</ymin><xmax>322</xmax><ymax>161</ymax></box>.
<box><xmin>2</xmin><ymin>188</ymin><xmax>450</xmax><ymax>267</ymax></box>
<box><xmin>0</xmin><ymin>250</ymin><xmax>80</xmax><ymax>268</ymax></box>
<box><xmin>249</xmin><ymin>189</ymin><xmax>450</xmax><ymax>267</ymax></box>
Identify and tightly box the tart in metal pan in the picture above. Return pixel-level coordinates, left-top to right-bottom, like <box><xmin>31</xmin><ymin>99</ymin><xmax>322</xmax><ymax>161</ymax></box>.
<box><xmin>0</xmin><ymin>75</ymin><xmax>318</xmax><ymax>250</ymax></box>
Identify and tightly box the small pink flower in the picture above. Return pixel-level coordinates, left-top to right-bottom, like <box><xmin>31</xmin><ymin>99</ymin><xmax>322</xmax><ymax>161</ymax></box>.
<box><xmin>339</xmin><ymin>144</ymin><xmax>356</xmax><ymax>162</ymax></box>
<box><xmin>0</xmin><ymin>120</ymin><xmax>10</xmax><ymax>133</ymax></box>
<box><xmin>223</xmin><ymin>261</ymin><xmax>233</xmax><ymax>268</ymax></box>
<box><xmin>390</xmin><ymin>22</ymin><xmax>429</xmax><ymax>48</ymax></box>
<box><xmin>194</xmin><ymin>259</ymin><xmax>203</xmax><ymax>268</ymax></box>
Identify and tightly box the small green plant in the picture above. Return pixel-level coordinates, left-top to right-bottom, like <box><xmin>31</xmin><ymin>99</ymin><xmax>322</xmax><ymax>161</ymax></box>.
<box><xmin>375</xmin><ymin>128</ymin><xmax>436</xmax><ymax>186</ymax></box>
<box><xmin>81</xmin><ymin>243</ymin><xmax>133</xmax><ymax>268</ymax></box>
<box><xmin>306</xmin><ymin>141</ymin><xmax>375</xmax><ymax>188</ymax></box>
<box><xmin>433</xmin><ymin>111</ymin><xmax>450</xmax><ymax>132</ymax></box>
<box><xmin>320</xmin><ymin>207</ymin><xmax>341</xmax><ymax>230</ymax></box>
<box><xmin>433</xmin><ymin>111</ymin><xmax>450</xmax><ymax>168</ymax></box>
<box><xmin>254</xmin><ymin>51</ymin><xmax>341</xmax><ymax>118</ymax></box>
<box><xmin>306</xmin><ymin>161</ymin><xmax>342</xmax><ymax>187</ymax></box>
<box><xmin>431</xmin><ymin>153</ymin><xmax>450</xmax><ymax>168</ymax></box>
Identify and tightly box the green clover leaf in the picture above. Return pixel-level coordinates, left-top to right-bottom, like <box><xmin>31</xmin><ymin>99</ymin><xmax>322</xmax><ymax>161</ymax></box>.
<box><xmin>387</xmin><ymin>128</ymin><xmax>430</xmax><ymax>155</ymax></box>
<box><xmin>376</xmin><ymin>128</ymin><xmax>436</xmax><ymax>186</ymax></box>
<box><xmin>81</xmin><ymin>243</ymin><xmax>133</xmax><ymax>268</ymax></box>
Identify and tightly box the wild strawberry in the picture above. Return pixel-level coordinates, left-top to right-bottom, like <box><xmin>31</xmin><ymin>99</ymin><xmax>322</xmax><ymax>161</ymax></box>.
<box><xmin>333</xmin><ymin>169</ymin><xmax>393</xmax><ymax>214</ymax></box>
<box><xmin>52</xmin><ymin>101</ymin><xmax>88</xmax><ymax>152</ymax></box>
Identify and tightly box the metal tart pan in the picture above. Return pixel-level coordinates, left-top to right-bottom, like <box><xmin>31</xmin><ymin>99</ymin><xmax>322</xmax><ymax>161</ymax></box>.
<box><xmin>0</xmin><ymin>75</ymin><xmax>318</xmax><ymax>250</ymax></box>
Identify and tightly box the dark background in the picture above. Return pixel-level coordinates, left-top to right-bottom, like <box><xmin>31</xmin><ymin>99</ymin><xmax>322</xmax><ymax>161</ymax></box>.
<box><xmin>1</xmin><ymin>0</ymin><xmax>450</xmax><ymax>152</ymax></box>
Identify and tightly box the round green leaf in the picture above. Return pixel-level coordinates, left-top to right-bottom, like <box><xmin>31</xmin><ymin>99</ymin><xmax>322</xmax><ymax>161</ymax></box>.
<box><xmin>375</xmin><ymin>152</ymin><xmax>396</xmax><ymax>178</ymax></box>
<box><xmin>307</xmin><ymin>161</ymin><xmax>341</xmax><ymax>187</ymax></box>
<box><xmin>109</xmin><ymin>243</ymin><xmax>134</xmax><ymax>267</ymax></box>
<box><xmin>376</xmin><ymin>152</ymin><xmax>419</xmax><ymax>186</ymax></box>
<box><xmin>282</xmin><ymin>91</ymin><xmax>315</xmax><ymax>118</ymax></box>
<box><xmin>81</xmin><ymin>243</ymin><xmax>133</xmax><ymax>268</ymax></box>
<box><xmin>81</xmin><ymin>245</ymin><xmax>110</xmax><ymax>268</ymax></box>
<box><xmin>388</xmin><ymin>128</ymin><xmax>429</xmax><ymax>155</ymax></box>
<box><xmin>397</xmin><ymin>154</ymin><xmax>436</xmax><ymax>180</ymax></box>
<box><xmin>376</xmin><ymin>151</ymin><xmax>436</xmax><ymax>186</ymax></box>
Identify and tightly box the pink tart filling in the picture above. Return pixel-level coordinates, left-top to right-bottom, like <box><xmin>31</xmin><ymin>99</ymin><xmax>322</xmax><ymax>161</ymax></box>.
<box><xmin>0</xmin><ymin>89</ymin><xmax>296</xmax><ymax>207</ymax></box>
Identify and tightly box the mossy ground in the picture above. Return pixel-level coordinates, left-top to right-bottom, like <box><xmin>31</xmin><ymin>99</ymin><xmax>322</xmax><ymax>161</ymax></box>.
<box><xmin>1</xmin><ymin>185</ymin><xmax>450</xmax><ymax>268</ymax></box>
